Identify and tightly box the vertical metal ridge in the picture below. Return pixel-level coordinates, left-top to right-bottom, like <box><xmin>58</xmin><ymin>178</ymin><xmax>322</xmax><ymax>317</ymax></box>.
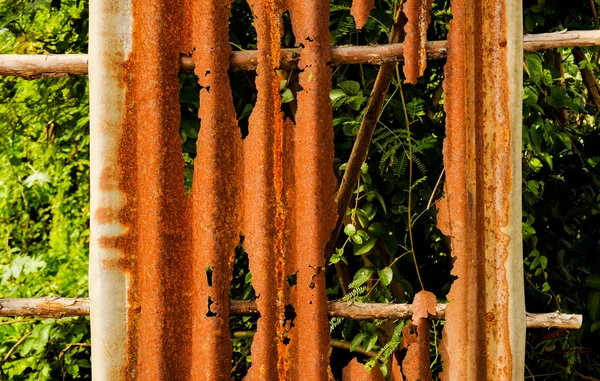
<box><xmin>403</xmin><ymin>0</ymin><xmax>433</xmax><ymax>84</ymax></box>
<box><xmin>89</xmin><ymin>0</ymin><xmax>131</xmax><ymax>378</ymax></box>
<box><xmin>437</xmin><ymin>0</ymin><xmax>524</xmax><ymax>379</ymax></box>
<box><xmin>243</xmin><ymin>1</ymin><xmax>288</xmax><ymax>379</ymax></box>
<box><xmin>127</xmin><ymin>0</ymin><xmax>191</xmax><ymax>379</ymax></box>
<box><xmin>289</xmin><ymin>1</ymin><xmax>338</xmax><ymax>379</ymax></box>
<box><xmin>91</xmin><ymin>0</ymin><xmax>192</xmax><ymax>379</ymax></box>
<box><xmin>190</xmin><ymin>1</ymin><xmax>243</xmax><ymax>379</ymax></box>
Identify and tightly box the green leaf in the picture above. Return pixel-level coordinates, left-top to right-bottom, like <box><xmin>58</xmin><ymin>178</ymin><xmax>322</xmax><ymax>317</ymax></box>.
<box><xmin>344</xmin><ymin>224</ymin><xmax>357</xmax><ymax>236</ymax></box>
<box><xmin>522</xmin><ymin>222</ymin><xmax>536</xmax><ymax>240</ymax></box>
<box><xmin>592</xmin><ymin>321</ymin><xmax>600</xmax><ymax>332</ymax></box>
<box><xmin>589</xmin><ymin>291</ymin><xmax>600</xmax><ymax>320</ymax></box>
<box><xmin>539</xmin><ymin>255</ymin><xmax>548</xmax><ymax>270</ymax></box>
<box><xmin>9</xmin><ymin>157</ymin><xmax>21</xmax><ymax>166</ymax></box>
<box><xmin>351</xmin><ymin>267</ymin><xmax>375</xmax><ymax>288</ymax></box>
<box><xmin>378</xmin><ymin>267</ymin><xmax>393</xmax><ymax>286</ymax></box>
<box><xmin>330</xmin><ymin>89</ymin><xmax>347</xmax><ymax>108</ymax></box>
<box><xmin>525</xmin><ymin>54</ymin><xmax>543</xmax><ymax>84</ymax></box>
<box><xmin>586</xmin><ymin>275</ymin><xmax>600</xmax><ymax>290</ymax></box>
<box><xmin>350</xmin><ymin>333</ymin><xmax>366</xmax><ymax>352</ymax></box>
<box><xmin>281</xmin><ymin>88</ymin><xmax>295</xmax><ymax>104</ymax></box>
<box><xmin>365</xmin><ymin>334</ymin><xmax>378</xmax><ymax>352</ymax></box>
<box><xmin>354</xmin><ymin>238</ymin><xmax>378</xmax><ymax>256</ymax></box>
<box><xmin>338</xmin><ymin>80</ymin><xmax>360</xmax><ymax>96</ymax></box>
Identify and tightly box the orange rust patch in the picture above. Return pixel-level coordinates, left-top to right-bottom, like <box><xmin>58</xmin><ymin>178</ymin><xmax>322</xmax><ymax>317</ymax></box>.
<box><xmin>403</xmin><ymin>0</ymin><xmax>433</xmax><ymax>84</ymax></box>
<box><xmin>350</xmin><ymin>0</ymin><xmax>375</xmax><ymax>30</ymax></box>
<box><xmin>97</xmin><ymin>236</ymin><xmax>118</xmax><ymax>249</ymax></box>
<box><xmin>94</xmin><ymin>208</ymin><xmax>118</xmax><ymax>224</ymax></box>
<box><xmin>342</xmin><ymin>358</ymin><xmax>386</xmax><ymax>381</ymax></box>
<box><xmin>401</xmin><ymin>290</ymin><xmax>436</xmax><ymax>381</ymax></box>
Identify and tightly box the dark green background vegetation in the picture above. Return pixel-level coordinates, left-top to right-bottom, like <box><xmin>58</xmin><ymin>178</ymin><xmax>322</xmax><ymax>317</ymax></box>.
<box><xmin>1</xmin><ymin>0</ymin><xmax>599</xmax><ymax>379</ymax></box>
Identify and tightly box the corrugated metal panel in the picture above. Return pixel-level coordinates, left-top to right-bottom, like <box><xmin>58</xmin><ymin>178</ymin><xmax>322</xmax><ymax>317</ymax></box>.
<box><xmin>436</xmin><ymin>0</ymin><xmax>525</xmax><ymax>379</ymax></box>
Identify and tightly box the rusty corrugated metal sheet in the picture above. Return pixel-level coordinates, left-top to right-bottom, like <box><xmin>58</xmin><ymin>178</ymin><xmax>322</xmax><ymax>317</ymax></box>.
<box><xmin>351</xmin><ymin>0</ymin><xmax>375</xmax><ymax>30</ymax></box>
<box><xmin>403</xmin><ymin>0</ymin><xmax>433</xmax><ymax>83</ymax></box>
<box><xmin>91</xmin><ymin>0</ymin><xmax>337</xmax><ymax>379</ymax></box>
<box><xmin>436</xmin><ymin>0</ymin><xmax>525</xmax><ymax>379</ymax></box>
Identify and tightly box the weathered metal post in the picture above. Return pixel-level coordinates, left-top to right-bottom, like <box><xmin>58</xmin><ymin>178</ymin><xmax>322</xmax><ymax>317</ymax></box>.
<box><xmin>436</xmin><ymin>0</ymin><xmax>525</xmax><ymax>379</ymax></box>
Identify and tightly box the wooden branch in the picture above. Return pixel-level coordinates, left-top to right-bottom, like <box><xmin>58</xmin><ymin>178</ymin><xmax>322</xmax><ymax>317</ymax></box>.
<box><xmin>0</xmin><ymin>54</ymin><xmax>88</xmax><ymax>78</ymax></box>
<box><xmin>0</xmin><ymin>296</ymin><xmax>90</xmax><ymax>318</ymax></box>
<box><xmin>0</xmin><ymin>298</ymin><xmax>582</xmax><ymax>329</ymax></box>
<box><xmin>572</xmin><ymin>47</ymin><xmax>600</xmax><ymax>108</ymax></box>
<box><xmin>2</xmin><ymin>30</ymin><xmax>600</xmax><ymax>77</ymax></box>
<box><xmin>325</xmin><ymin>5</ymin><xmax>405</xmax><ymax>268</ymax></box>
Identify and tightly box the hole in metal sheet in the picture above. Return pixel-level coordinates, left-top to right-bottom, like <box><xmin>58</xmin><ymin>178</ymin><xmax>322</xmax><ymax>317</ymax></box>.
<box><xmin>206</xmin><ymin>266</ymin><xmax>214</xmax><ymax>287</ymax></box>
<box><xmin>287</xmin><ymin>272</ymin><xmax>297</xmax><ymax>286</ymax></box>
<box><xmin>206</xmin><ymin>296</ymin><xmax>217</xmax><ymax>317</ymax></box>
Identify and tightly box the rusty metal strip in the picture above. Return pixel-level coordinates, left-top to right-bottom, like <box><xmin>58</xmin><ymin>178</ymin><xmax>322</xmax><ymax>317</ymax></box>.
<box><xmin>342</xmin><ymin>358</ymin><xmax>385</xmax><ymax>381</ymax></box>
<box><xmin>242</xmin><ymin>1</ymin><xmax>289</xmax><ymax>379</ymax></box>
<box><xmin>187</xmin><ymin>1</ymin><xmax>243</xmax><ymax>380</ymax></box>
<box><xmin>436</xmin><ymin>0</ymin><xmax>524</xmax><ymax>379</ymax></box>
<box><xmin>403</xmin><ymin>0</ymin><xmax>433</xmax><ymax>83</ymax></box>
<box><xmin>288</xmin><ymin>1</ymin><xmax>338</xmax><ymax>379</ymax></box>
<box><xmin>89</xmin><ymin>0</ymin><xmax>132</xmax><ymax>377</ymax></box>
<box><xmin>351</xmin><ymin>0</ymin><xmax>375</xmax><ymax>30</ymax></box>
<box><xmin>401</xmin><ymin>291</ymin><xmax>436</xmax><ymax>381</ymax></box>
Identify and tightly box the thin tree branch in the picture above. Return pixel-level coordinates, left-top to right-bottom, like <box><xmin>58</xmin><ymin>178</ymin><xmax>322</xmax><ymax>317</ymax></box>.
<box><xmin>0</xmin><ymin>298</ymin><xmax>583</xmax><ymax>329</ymax></box>
<box><xmin>2</xmin><ymin>30</ymin><xmax>600</xmax><ymax>77</ymax></box>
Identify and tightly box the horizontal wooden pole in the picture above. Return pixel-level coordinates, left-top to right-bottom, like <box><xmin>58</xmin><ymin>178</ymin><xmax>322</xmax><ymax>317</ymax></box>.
<box><xmin>1</xmin><ymin>30</ymin><xmax>600</xmax><ymax>78</ymax></box>
<box><xmin>0</xmin><ymin>297</ymin><xmax>583</xmax><ymax>329</ymax></box>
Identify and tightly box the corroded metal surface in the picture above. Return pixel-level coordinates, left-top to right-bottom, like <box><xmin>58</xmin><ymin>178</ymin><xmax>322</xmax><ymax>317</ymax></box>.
<box><xmin>89</xmin><ymin>0</ymin><xmax>131</xmax><ymax>377</ymax></box>
<box><xmin>187</xmin><ymin>1</ymin><xmax>243</xmax><ymax>380</ymax></box>
<box><xmin>403</xmin><ymin>0</ymin><xmax>433</xmax><ymax>83</ymax></box>
<box><xmin>436</xmin><ymin>0</ymin><xmax>524</xmax><ymax>379</ymax></box>
<box><xmin>351</xmin><ymin>0</ymin><xmax>375</xmax><ymax>30</ymax></box>
<box><xmin>288</xmin><ymin>1</ymin><xmax>338</xmax><ymax>379</ymax></box>
<box><xmin>342</xmin><ymin>358</ymin><xmax>385</xmax><ymax>381</ymax></box>
<box><xmin>243</xmin><ymin>0</ymin><xmax>289</xmax><ymax>379</ymax></box>
<box><xmin>401</xmin><ymin>291</ymin><xmax>436</xmax><ymax>381</ymax></box>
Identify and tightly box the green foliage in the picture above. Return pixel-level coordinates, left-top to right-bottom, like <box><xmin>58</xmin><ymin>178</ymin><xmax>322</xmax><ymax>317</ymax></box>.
<box><xmin>0</xmin><ymin>0</ymin><xmax>91</xmax><ymax>379</ymax></box>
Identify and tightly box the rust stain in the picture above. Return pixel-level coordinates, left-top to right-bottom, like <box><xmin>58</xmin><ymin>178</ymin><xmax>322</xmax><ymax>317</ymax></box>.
<box><xmin>401</xmin><ymin>291</ymin><xmax>435</xmax><ymax>381</ymax></box>
<box><xmin>351</xmin><ymin>0</ymin><xmax>375</xmax><ymax>30</ymax></box>
<box><xmin>403</xmin><ymin>0</ymin><xmax>433</xmax><ymax>84</ymax></box>
<box><xmin>342</xmin><ymin>358</ymin><xmax>386</xmax><ymax>381</ymax></box>
<box><xmin>436</xmin><ymin>0</ymin><xmax>521</xmax><ymax>378</ymax></box>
